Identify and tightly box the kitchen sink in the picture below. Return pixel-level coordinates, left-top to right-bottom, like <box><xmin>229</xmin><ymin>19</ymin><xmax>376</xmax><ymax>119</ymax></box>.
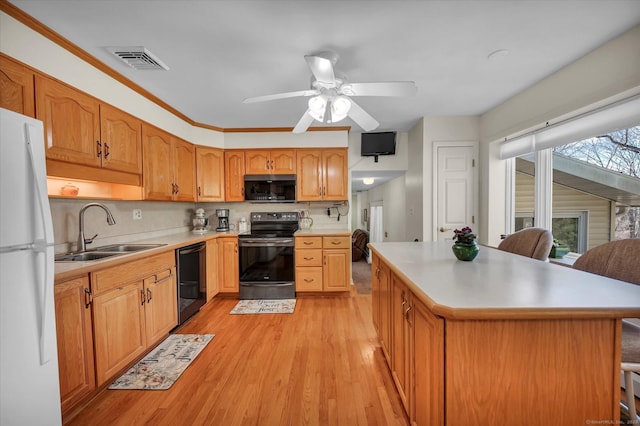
<box><xmin>87</xmin><ymin>243</ymin><xmax>167</xmax><ymax>252</ymax></box>
<box><xmin>55</xmin><ymin>243</ymin><xmax>167</xmax><ymax>262</ymax></box>
<box><xmin>55</xmin><ymin>252</ymin><xmax>122</xmax><ymax>262</ymax></box>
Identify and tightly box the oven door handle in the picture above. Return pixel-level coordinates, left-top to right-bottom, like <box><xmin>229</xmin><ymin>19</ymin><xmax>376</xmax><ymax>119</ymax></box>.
<box><xmin>239</xmin><ymin>239</ymin><xmax>294</xmax><ymax>247</ymax></box>
<box><xmin>240</xmin><ymin>282</ymin><xmax>294</xmax><ymax>287</ymax></box>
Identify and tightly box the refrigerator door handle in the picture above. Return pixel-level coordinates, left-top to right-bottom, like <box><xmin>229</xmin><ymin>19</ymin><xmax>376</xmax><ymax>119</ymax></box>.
<box><xmin>26</xmin><ymin>122</ymin><xmax>56</xmax><ymax>365</ymax></box>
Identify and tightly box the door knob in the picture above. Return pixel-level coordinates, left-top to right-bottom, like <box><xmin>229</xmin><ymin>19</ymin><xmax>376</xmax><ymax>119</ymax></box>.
<box><xmin>439</xmin><ymin>227</ymin><xmax>451</xmax><ymax>233</ymax></box>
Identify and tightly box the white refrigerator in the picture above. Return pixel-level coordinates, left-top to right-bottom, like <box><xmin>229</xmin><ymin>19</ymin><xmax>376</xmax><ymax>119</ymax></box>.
<box><xmin>0</xmin><ymin>108</ymin><xmax>62</xmax><ymax>425</ymax></box>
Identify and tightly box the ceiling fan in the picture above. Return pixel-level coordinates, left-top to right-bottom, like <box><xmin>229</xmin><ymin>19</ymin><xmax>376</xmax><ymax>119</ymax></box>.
<box><xmin>243</xmin><ymin>51</ymin><xmax>417</xmax><ymax>133</ymax></box>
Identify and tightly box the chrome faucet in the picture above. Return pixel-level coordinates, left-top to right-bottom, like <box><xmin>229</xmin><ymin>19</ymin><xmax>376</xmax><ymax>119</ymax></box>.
<box><xmin>77</xmin><ymin>203</ymin><xmax>116</xmax><ymax>252</ymax></box>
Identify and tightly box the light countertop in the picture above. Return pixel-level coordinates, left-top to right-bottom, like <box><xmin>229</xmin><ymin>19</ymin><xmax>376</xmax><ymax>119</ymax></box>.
<box><xmin>295</xmin><ymin>228</ymin><xmax>350</xmax><ymax>236</ymax></box>
<box><xmin>54</xmin><ymin>230</ymin><xmax>238</xmax><ymax>282</ymax></box>
<box><xmin>369</xmin><ymin>241</ymin><xmax>640</xmax><ymax>320</ymax></box>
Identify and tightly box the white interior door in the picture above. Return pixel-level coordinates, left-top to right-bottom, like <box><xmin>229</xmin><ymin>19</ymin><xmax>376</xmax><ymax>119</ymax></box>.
<box><xmin>434</xmin><ymin>144</ymin><xmax>476</xmax><ymax>241</ymax></box>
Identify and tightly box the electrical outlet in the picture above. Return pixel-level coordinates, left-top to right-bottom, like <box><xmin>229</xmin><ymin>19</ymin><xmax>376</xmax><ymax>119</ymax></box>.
<box><xmin>133</xmin><ymin>209</ymin><xmax>142</xmax><ymax>220</ymax></box>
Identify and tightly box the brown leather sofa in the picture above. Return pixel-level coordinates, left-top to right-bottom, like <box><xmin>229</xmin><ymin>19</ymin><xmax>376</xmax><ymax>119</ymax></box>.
<box><xmin>352</xmin><ymin>229</ymin><xmax>369</xmax><ymax>262</ymax></box>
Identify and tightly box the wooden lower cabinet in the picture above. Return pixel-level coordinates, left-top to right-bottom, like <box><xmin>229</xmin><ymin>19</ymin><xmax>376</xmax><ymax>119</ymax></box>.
<box><xmin>54</xmin><ymin>276</ymin><xmax>95</xmax><ymax>416</ymax></box>
<box><xmin>206</xmin><ymin>239</ymin><xmax>219</xmax><ymax>300</ymax></box>
<box><xmin>218</xmin><ymin>236</ymin><xmax>239</xmax><ymax>293</ymax></box>
<box><xmin>91</xmin><ymin>252</ymin><xmax>177</xmax><ymax>386</ymax></box>
<box><xmin>295</xmin><ymin>235</ymin><xmax>350</xmax><ymax>292</ymax></box>
<box><xmin>373</xmin><ymin>253</ymin><xmax>443</xmax><ymax>425</ymax></box>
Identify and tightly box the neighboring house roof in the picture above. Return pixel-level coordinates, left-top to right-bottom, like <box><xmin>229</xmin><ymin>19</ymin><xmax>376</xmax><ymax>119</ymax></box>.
<box><xmin>516</xmin><ymin>153</ymin><xmax>640</xmax><ymax>207</ymax></box>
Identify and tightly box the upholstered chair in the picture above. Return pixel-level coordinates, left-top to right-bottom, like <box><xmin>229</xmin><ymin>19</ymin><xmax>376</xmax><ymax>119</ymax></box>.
<box><xmin>573</xmin><ymin>239</ymin><xmax>640</xmax><ymax>421</ymax></box>
<box><xmin>497</xmin><ymin>227</ymin><xmax>553</xmax><ymax>261</ymax></box>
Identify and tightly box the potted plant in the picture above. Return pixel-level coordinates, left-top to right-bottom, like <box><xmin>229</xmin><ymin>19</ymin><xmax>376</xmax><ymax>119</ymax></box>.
<box><xmin>451</xmin><ymin>226</ymin><xmax>479</xmax><ymax>261</ymax></box>
<box><xmin>549</xmin><ymin>239</ymin><xmax>570</xmax><ymax>258</ymax></box>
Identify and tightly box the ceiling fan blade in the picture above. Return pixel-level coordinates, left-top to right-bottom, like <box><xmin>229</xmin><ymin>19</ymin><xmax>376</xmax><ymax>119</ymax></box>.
<box><xmin>305</xmin><ymin>54</ymin><xmax>335</xmax><ymax>84</ymax></box>
<box><xmin>243</xmin><ymin>89</ymin><xmax>318</xmax><ymax>104</ymax></box>
<box><xmin>347</xmin><ymin>99</ymin><xmax>380</xmax><ymax>131</ymax></box>
<box><xmin>341</xmin><ymin>81</ymin><xmax>417</xmax><ymax>97</ymax></box>
<box><xmin>292</xmin><ymin>110</ymin><xmax>315</xmax><ymax>134</ymax></box>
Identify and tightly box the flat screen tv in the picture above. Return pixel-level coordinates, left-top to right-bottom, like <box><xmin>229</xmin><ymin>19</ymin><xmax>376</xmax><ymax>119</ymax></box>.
<box><xmin>361</xmin><ymin>131</ymin><xmax>396</xmax><ymax>162</ymax></box>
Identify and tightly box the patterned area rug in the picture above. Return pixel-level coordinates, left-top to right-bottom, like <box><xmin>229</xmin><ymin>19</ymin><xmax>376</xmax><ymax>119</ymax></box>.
<box><xmin>109</xmin><ymin>334</ymin><xmax>214</xmax><ymax>390</ymax></box>
<box><xmin>230</xmin><ymin>299</ymin><xmax>296</xmax><ymax>314</ymax></box>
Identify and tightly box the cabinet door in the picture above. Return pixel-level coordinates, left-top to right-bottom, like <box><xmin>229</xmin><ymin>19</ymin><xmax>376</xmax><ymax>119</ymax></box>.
<box><xmin>296</xmin><ymin>150</ymin><xmax>323</xmax><ymax>201</ymax></box>
<box><xmin>54</xmin><ymin>276</ymin><xmax>95</xmax><ymax>415</ymax></box>
<box><xmin>205</xmin><ymin>239</ymin><xmax>219</xmax><ymax>300</ymax></box>
<box><xmin>0</xmin><ymin>55</ymin><xmax>35</xmax><ymax>117</ymax></box>
<box><xmin>36</xmin><ymin>75</ymin><xmax>101</xmax><ymax>167</ymax></box>
<box><xmin>323</xmin><ymin>249</ymin><xmax>350</xmax><ymax>291</ymax></box>
<box><xmin>391</xmin><ymin>275</ymin><xmax>410</xmax><ymax>414</ymax></box>
<box><xmin>224</xmin><ymin>151</ymin><xmax>245</xmax><ymax>201</ymax></box>
<box><xmin>218</xmin><ymin>237</ymin><xmax>239</xmax><ymax>293</ymax></box>
<box><xmin>411</xmin><ymin>295</ymin><xmax>444</xmax><ymax>426</ymax></box>
<box><xmin>196</xmin><ymin>147</ymin><xmax>225</xmax><ymax>202</ymax></box>
<box><xmin>245</xmin><ymin>150</ymin><xmax>270</xmax><ymax>174</ymax></box>
<box><xmin>100</xmin><ymin>103</ymin><xmax>142</xmax><ymax>174</ymax></box>
<box><xmin>144</xmin><ymin>267</ymin><xmax>178</xmax><ymax>345</ymax></box>
<box><xmin>142</xmin><ymin>123</ymin><xmax>174</xmax><ymax>200</ymax></box>
<box><xmin>93</xmin><ymin>282</ymin><xmax>146</xmax><ymax>386</ymax></box>
<box><xmin>322</xmin><ymin>149</ymin><xmax>348</xmax><ymax>200</ymax></box>
<box><xmin>173</xmin><ymin>138</ymin><xmax>196</xmax><ymax>202</ymax></box>
<box><xmin>270</xmin><ymin>149</ymin><xmax>296</xmax><ymax>174</ymax></box>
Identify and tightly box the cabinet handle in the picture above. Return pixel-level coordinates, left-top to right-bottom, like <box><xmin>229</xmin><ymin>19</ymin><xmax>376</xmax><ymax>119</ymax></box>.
<box><xmin>323</xmin><ymin>255</ymin><xmax>326</xmax><ymax>266</ymax></box>
<box><xmin>140</xmin><ymin>289</ymin><xmax>145</xmax><ymax>305</ymax></box>
<box><xmin>266</xmin><ymin>160</ymin><xmax>269</xmax><ymax>170</ymax></box>
<box><xmin>146</xmin><ymin>288</ymin><xmax>152</xmax><ymax>303</ymax></box>
<box><xmin>303</xmin><ymin>256</ymin><xmax>314</xmax><ymax>260</ymax></box>
<box><xmin>331</xmin><ymin>241</ymin><xmax>341</xmax><ymax>245</ymax></box>
<box><xmin>104</xmin><ymin>142</ymin><xmax>110</xmax><ymax>159</ymax></box>
<box><xmin>84</xmin><ymin>288</ymin><xmax>92</xmax><ymax>309</ymax></box>
<box><xmin>405</xmin><ymin>304</ymin><xmax>413</xmax><ymax>327</ymax></box>
<box><xmin>154</xmin><ymin>273</ymin><xmax>174</xmax><ymax>285</ymax></box>
<box><xmin>270</xmin><ymin>160</ymin><xmax>274</xmax><ymax>169</ymax></box>
<box><xmin>303</xmin><ymin>241</ymin><xmax>313</xmax><ymax>245</ymax></box>
<box><xmin>96</xmin><ymin>141</ymin><xmax>102</xmax><ymax>158</ymax></box>
<box><xmin>198</xmin><ymin>186</ymin><xmax>201</xmax><ymax>197</ymax></box>
<box><xmin>175</xmin><ymin>184</ymin><xmax>179</xmax><ymax>194</ymax></box>
<box><xmin>304</xmin><ymin>278</ymin><xmax>314</xmax><ymax>282</ymax></box>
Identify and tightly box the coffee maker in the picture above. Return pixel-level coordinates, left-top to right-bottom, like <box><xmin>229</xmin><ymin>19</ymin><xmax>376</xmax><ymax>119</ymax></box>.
<box><xmin>216</xmin><ymin>208</ymin><xmax>230</xmax><ymax>232</ymax></box>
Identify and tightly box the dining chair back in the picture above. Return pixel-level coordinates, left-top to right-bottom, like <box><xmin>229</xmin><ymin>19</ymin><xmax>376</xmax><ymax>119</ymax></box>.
<box><xmin>573</xmin><ymin>239</ymin><xmax>640</xmax><ymax>421</ymax></box>
<box><xmin>497</xmin><ymin>227</ymin><xmax>553</xmax><ymax>261</ymax></box>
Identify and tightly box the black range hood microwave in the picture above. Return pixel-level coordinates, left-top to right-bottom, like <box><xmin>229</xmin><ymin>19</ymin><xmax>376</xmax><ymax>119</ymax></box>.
<box><xmin>244</xmin><ymin>174</ymin><xmax>296</xmax><ymax>203</ymax></box>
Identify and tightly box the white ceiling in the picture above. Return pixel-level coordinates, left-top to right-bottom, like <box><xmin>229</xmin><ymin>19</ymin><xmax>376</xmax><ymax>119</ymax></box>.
<box><xmin>8</xmin><ymin>0</ymin><xmax>640</xmax><ymax>136</ymax></box>
<box><xmin>352</xmin><ymin>170</ymin><xmax>406</xmax><ymax>192</ymax></box>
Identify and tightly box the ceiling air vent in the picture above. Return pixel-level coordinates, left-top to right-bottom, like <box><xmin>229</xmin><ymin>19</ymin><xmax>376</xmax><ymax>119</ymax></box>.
<box><xmin>106</xmin><ymin>46</ymin><xmax>169</xmax><ymax>71</ymax></box>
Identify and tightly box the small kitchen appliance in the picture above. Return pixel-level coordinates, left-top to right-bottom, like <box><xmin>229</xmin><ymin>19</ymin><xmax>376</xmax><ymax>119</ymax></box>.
<box><xmin>216</xmin><ymin>208</ymin><xmax>230</xmax><ymax>232</ymax></box>
<box><xmin>192</xmin><ymin>208</ymin><xmax>208</xmax><ymax>233</ymax></box>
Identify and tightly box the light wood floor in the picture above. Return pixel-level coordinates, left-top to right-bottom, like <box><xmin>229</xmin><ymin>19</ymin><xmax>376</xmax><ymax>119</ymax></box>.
<box><xmin>67</xmin><ymin>288</ymin><xmax>409</xmax><ymax>425</ymax></box>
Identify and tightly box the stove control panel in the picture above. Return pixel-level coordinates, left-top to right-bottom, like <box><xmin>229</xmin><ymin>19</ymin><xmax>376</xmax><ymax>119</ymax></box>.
<box><xmin>250</xmin><ymin>212</ymin><xmax>299</xmax><ymax>223</ymax></box>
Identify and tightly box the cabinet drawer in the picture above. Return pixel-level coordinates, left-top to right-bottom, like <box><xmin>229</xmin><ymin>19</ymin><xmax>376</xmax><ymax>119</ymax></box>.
<box><xmin>91</xmin><ymin>251</ymin><xmax>175</xmax><ymax>294</ymax></box>
<box><xmin>296</xmin><ymin>236</ymin><xmax>322</xmax><ymax>249</ymax></box>
<box><xmin>295</xmin><ymin>249</ymin><xmax>323</xmax><ymax>267</ymax></box>
<box><xmin>323</xmin><ymin>236</ymin><xmax>350</xmax><ymax>249</ymax></box>
<box><xmin>296</xmin><ymin>267</ymin><xmax>323</xmax><ymax>291</ymax></box>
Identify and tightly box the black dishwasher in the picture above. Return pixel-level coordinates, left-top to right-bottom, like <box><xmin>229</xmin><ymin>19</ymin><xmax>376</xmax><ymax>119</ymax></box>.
<box><xmin>176</xmin><ymin>242</ymin><xmax>206</xmax><ymax>325</ymax></box>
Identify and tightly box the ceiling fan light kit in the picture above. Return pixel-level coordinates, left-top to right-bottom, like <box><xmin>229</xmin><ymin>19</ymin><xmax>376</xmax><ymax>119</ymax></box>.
<box><xmin>243</xmin><ymin>50</ymin><xmax>417</xmax><ymax>133</ymax></box>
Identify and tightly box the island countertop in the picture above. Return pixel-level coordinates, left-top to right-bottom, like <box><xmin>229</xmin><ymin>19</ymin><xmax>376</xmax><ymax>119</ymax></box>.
<box><xmin>368</xmin><ymin>241</ymin><xmax>640</xmax><ymax>320</ymax></box>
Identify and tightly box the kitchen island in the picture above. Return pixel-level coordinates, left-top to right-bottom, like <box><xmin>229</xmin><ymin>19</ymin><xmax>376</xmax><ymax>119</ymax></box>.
<box><xmin>368</xmin><ymin>241</ymin><xmax>640</xmax><ymax>425</ymax></box>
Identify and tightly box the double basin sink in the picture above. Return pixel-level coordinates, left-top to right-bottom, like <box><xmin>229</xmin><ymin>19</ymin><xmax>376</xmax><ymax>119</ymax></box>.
<box><xmin>55</xmin><ymin>243</ymin><xmax>167</xmax><ymax>262</ymax></box>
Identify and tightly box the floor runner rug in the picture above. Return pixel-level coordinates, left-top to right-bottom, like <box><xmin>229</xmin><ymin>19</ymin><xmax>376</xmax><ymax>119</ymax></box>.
<box><xmin>109</xmin><ymin>334</ymin><xmax>214</xmax><ymax>390</ymax></box>
<box><xmin>230</xmin><ymin>299</ymin><xmax>296</xmax><ymax>314</ymax></box>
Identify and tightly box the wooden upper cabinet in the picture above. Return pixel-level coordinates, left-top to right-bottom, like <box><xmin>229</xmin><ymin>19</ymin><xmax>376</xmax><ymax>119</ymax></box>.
<box><xmin>196</xmin><ymin>146</ymin><xmax>225</xmax><ymax>202</ymax></box>
<box><xmin>297</xmin><ymin>148</ymin><xmax>348</xmax><ymax>201</ymax></box>
<box><xmin>245</xmin><ymin>149</ymin><xmax>296</xmax><ymax>175</ymax></box>
<box><xmin>224</xmin><ymin>150</ymin><xmax>245</xmax><ymax>201</ymax></box>
<box><xmin>99</xmin><ymin>104</ymin><xmax>142</xmax><ymax>175</ymax></box>
<box><xmin>0</xmin><ymin>55</ymin><xmax>35</xmax><ymax>117</ymax></box>
<box><xmin>173</xmin><ymin>138</ymin><xmax>196</xmax><ymax>202</ymax></box>
<box><xmin>322</xmin><ymin>149</ymin><xmax>348</xmax><ymax>200</ymax></box>
<box><xmin>142</xmin><ymin>123</ymin><xmax>195</xmax><ymax>201</ymax></box>
<box><xmin>142</xmin><ymin>123</ymin><xmax>174</xmax><ymax>201</ymax></box>
<box><xmin>36</xmin><ymin>75</ymin><xmax>101</xmax><ymax>167</ymax></box>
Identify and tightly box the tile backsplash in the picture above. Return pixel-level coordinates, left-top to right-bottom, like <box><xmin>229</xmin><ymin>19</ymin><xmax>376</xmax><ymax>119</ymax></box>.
<box><xmin>50</xmin><ymin>198</ymin><xmax>349</xmax><ymax>252</ymax></box>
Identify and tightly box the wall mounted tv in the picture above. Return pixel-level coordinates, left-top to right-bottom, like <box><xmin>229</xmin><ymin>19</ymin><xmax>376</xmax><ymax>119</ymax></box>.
<box><xmin>361</xmin><ymin>131</ymin><xmax>397</xmax><ymax>162</ymax></box>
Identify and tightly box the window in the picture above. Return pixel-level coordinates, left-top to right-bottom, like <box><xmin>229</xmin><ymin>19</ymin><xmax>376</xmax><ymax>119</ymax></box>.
<box><xmin>515</xmin><ymin>211</ymin><xmax>587</xmax><ymax>253</ymax></box>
